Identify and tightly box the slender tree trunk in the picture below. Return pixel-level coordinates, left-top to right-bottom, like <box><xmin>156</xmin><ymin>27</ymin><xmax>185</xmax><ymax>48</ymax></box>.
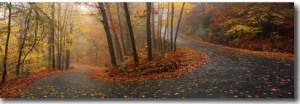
<box><xmin>65</xmin><ymin>29</ymin><xmax>72</xmax><ymax>69</ymax></box>
<box><xmin>163</xmin><ymin>3</ymin><xmax>170</xmax><ymax>53</ymax></box>
<box><xmin>117</xmin><ymin>3</ymin><xmax>127</xmax><ymax>57</ymax></box>
<box><xmin>123</xmin><ymin>3</ymin><xmax>139</xmax><ymax>65</ymax></box>
<box><xmin>65</xmin><ymin>4</ymin><xmax>72</xmax><ymax>70</ymax></box>
<box><xmin>121</xmin><ymin>4</ymin><xmax>132</xmax><ymax>56</ymax></box>
<box><xmin>61</xmin><ymin>35</ymin><xmax>65</xmax><ymax>69</ymax></box>
<box><xmin>16</xmin><ymin>8</ymin><xmax>32</xmax><ymax>75</ymax></box>
<box><xmin>76</xmin><ymin>43</ymin><xmax>79</xmax><ymax>63</ymax></box>
<box><xmin>65</xmin><ymin>46</ymin><xmax>71</xmax><ymax>69</ymax></box>
<box><xmin>125</xmin><ymin>25</ymin><xmax>132</xmax><ymax>55</ymax></box>
<box><xmin>146</xmin><ymin>3</ymin><xmax>152</xmax><ymax>61</ymax></box>
<box><xmin>170</xmin><ymin>2</ymin><xmax>174</xmax><ymax>51</ymax></box>
<box><xmin>48</xmin><ymin>34</ymin><xmax>51</xmax><ymax>69</ymax></box>
<box><xmin>98</xmin><ymin>2</ymin><xmax>117</xmax><ymax>66</ymax></box>
<box><xmin>47</xmin><ymin>3</ymin><xmax>51</xmax><ymax>69</ymax></box>
<box><xmin>106</xmin><ymin>3</ymin><xmax>123</xmax><ymax>62</ymax></box>
<box><xmin>125</xmin><ymin>23</ymin><xmax>132</xmax><ymax>55</ymax></box>
<box><xmin>2</xmin><ymin>2</ymin><xmax>12</xmax><ymax>84</ymax></box>
<box><xmin>151</xmin><ymin>3</ymin><xmax>156</xmax><ymax>49</ymax></box>
<box><xmin>51</xmin><ymin>3</ymin><xmax>56</xmax><ymax>69</ymax></box>
<box><xmin>157</xmin><ymin>3</ymin><xmax>161</xmax><ymax>51</ymax></box>
<box><xmin>19</xmin><ymin>7</ymin><xmax>40</xmax><ymax>73</ymax></box>
<box><xmin>62</xmin><ymin>3</ymin><xmax>69</xmax><ymax>69</ymax></box>
<box><xmin>159</xmin><ymin>3</ymin><xmax>164</xmax><ymax>54</ymax></box>
<box><xmin>174</xmin><ymin>2</ymin><xmax>185</xmax><ymax>52</ymax></box>
<box><xmin>57</xmin><ymin>3</ymin><xmax>62</xmax><ymax>70</ymax></box>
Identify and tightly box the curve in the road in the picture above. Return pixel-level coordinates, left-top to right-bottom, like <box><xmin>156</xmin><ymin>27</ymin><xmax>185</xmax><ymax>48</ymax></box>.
<box><xmin>19</xmin><ymin>35</ymin><xmax>294</xmax><ymax>98</ymax></box>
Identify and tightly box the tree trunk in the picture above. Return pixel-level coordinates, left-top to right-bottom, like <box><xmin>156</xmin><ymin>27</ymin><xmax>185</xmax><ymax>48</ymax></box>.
<box><xmin>48</xmin><ymin>34</ymin><xmax>51</xmax><ymax>69</ymax></box>
<box><xmin>65</xmin><ymin>31</ymin><xmax>72</xmax><ymax>69</ymax></box>
<box><xmin>61</xmin><ymin>35</ymin><xmax>65</xmax><ymax>69</ymax></box>
<box><xmin>163</xmin><ymin>3</ymin><xmax>170</xmax><ymax>53</ymax></box>
<box><xmin>57</xmin><ymin>3</ymin><xmax>62</xmax><ymax>70</ymax></box>
<box><xmin>65</xmin><ymin>20</ymin><xmax>72</xmax><ymax>70</ymax></box>
<box><xmin>65</xmin><ymin>4</ymin><xmax>72</xmax><ymax>70</ymax></box>
<box><xmin>62</xmin><ymin>3</ymin><xmax>69</xmax><ymax>70</ymax></box>
<box><xmin>170</xmin><ymin>2</ymin><xmax>174</xmax><ymax>51</ymax></box>
<box><xmin>174</xmin><ymin>2</ymin><xmax>185</xmax><ymax>52</ymax></box>
<box><xmin>123</xmin><ymin>3</ymin><xmax>139</xmax><ymax>65</ymax></box>
<box><xmin>19</xmin><ymin>6</ymin><xmax>40</xmax><ymax>73</ymax></box>
<box><xmin>65</xmin><ymin>50</ymin><xmax>70</xmax><ymax>69</ymax></box>
<box><xmin>125</xmin><ymin>26</ymin><xmax>132</xmax><ymax>55</ymax></box>
<box><xmin>48</xmin><ymin>3</ymin><xmax>52</xmax><ymax>69</ymax></box>
<box><xmin>16</xmin><ymin>8</ymin><xmax>32</xmax><ymax>75</ymax></box>
<box><xmin>51</xmin><ymin>3</ymin><xmax>56</xmax><ymax>69</ymax></box>
<box><xmin>76</xmin><ymin>43</ymin><xmax>79</xmax><ymax>63</ymax></box>
<box><xmin>151</xmin><ymin>3</ymin><xmax>156</xmax><ymax>49</ymax></box>
<box><xmin>106</xmin><ymin>3</ymin><xmax>123</xmax><ymax>62</ymax></box>
<box><xmin>158</xmin><ymin>3</ymin><xmax>164</xmax><ymax>54</ymax></box>
<box><xmin>146</xmin><ymin>2</ymin><xmax>152</xmax><ymax>61</ymax></box>
<box><xmin>125</xmin><ymin>22</ymin><xmax>132</xmax><ymax>56</ymax></box>
<box><xmin>120</xmin><ymin>4</ymin><xmax>132</xmax><ymax>56</ymax></box>
<box><xmin>157</xmin><ymin>3</ymin><xmax>161</xmax><ymax>51</ymax></box>
<box><xmin>2</xmin><ymin>2</ymin><xmax>12</xmax><ymax>84</ymax></box>
<box><xmin>117</xmin><ymin>3</ymin><xmax>127</xmax><ymax>57</ymax></box>
<box><xmin>98</xmin><ymin>2</ymin><xmax>117</xmax><ymax>66</ymax></box>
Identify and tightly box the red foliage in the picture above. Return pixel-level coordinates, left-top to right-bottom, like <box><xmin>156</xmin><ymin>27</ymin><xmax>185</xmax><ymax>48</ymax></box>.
<box><xmin>89</xmin><ymin>46</ymin><xmax>210</xmax><ymax>82</ymax></box>
<box><xmin>0</xmin><ymin>68</ymin><xmax>77</xmax><ymax>98</ymax></box>
<box><xmin>204</xmin><ymin>4</ymin><xmax>232</xmax><ymax>32</ymax></box>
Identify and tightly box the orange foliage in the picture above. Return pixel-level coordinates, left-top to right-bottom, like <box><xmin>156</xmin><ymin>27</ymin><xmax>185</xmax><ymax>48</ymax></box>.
<box><xmin>89</xmin><ymin>46</ymin><xmax>210</xmax><ymax>82</ymax></box>
<box><xmin>0</xmin><ymin>68</ymin><xmax>77</xmax><ymax>98</ymax></box>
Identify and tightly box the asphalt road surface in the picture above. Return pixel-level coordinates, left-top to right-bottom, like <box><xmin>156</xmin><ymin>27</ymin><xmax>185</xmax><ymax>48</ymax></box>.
<box><xmin>18</xmin><ymin>35</ymin><xmax>294</xmax><ymax>98</ymax></box>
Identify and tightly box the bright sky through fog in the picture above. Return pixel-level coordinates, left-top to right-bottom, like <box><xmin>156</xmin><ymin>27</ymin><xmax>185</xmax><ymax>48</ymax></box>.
<box><xmin>80</xmin><ymin>4</ymin><xmax>90</xmax><ymax>13</ymax></box>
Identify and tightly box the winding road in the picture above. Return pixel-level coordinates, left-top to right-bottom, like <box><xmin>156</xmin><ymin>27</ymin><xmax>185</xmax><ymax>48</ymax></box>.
<box><xmin>19</xmin><ymin>35</ymin><xmax>294</xmax><ymax>98</ymax></box>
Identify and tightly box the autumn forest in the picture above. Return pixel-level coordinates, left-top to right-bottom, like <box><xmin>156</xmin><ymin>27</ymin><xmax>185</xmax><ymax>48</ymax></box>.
<box><xmin>0</xmin><ymin>2</ymin><xmax>294</xmax><ymax>98</ymax></box>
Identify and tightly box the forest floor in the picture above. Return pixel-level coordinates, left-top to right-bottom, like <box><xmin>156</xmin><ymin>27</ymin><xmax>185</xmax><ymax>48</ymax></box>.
<box><xmin>3</xmin><ymin>34</ymin><xmax>294</xmax><ymax>98</ymax></box>
<box><xmin>89</xmin><ymin>46</ymin><xmax>210</xmax><ymax>82</ymax></box>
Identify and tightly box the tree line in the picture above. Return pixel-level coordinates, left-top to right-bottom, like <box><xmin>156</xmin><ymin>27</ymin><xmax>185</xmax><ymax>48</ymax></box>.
<box><xmin>181</xmin><ymin>3</ymin><xmax>294</xmax><ymax>53</ymax></box>
<box><xmin>93</xmin><ymin>2</ymin><xmax>186</xmax><ymax>66</ymax></box>
<box><xmin>0</xmin><ymin>2</ymin><xmax>187</xmax><ymax>84</ymax></box>
<box><xmin>0</xmin><ymin>2</ymin><xmax>78</xmax><ymax>84</ymax></box>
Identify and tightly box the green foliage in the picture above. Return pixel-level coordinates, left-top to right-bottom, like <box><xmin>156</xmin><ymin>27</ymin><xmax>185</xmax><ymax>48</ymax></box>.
<box><xmin>225</xmin><ymin>25</ymin><xmax>259</xmax><ymax>39</ymax></box>
<box><xmin>271</xmin><ymin>8</ymin><xmax>293</xmax><ymax>27</ymax></box>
